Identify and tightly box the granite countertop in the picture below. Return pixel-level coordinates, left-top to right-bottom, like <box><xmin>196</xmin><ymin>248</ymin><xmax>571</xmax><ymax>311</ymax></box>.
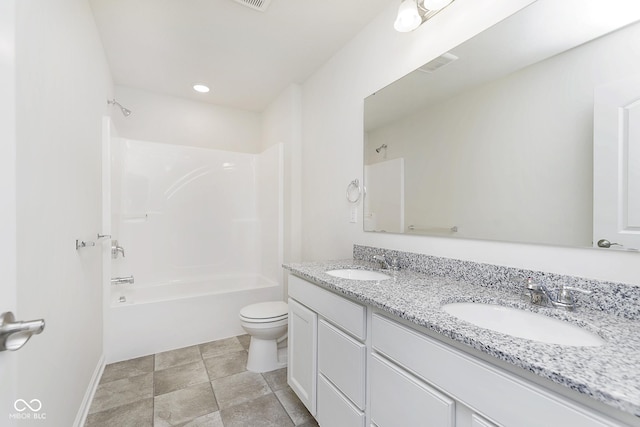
<box><xmin>284</xmin><ymin>259</ymin><xmax>640</xmax><ymax>418</ymax></box>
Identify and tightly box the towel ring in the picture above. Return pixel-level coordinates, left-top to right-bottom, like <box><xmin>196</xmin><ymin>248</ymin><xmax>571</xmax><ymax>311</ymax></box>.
<box><xmin>346</xmin><ymin>179</ymin><xmax>362</xmax><ymax>203</ymax></box>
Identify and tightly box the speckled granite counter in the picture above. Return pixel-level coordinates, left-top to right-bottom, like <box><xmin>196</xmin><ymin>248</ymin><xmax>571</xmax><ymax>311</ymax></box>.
<box><xmin>284</xmin><ymin>258</ymin><xmax>640</xmax><ymax>419</ymax></box>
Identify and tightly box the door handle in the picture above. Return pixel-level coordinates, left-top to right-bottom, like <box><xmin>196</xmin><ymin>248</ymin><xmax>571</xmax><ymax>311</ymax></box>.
<box><xmin>597</xmin><ymin>239</ymin><xmax>622</xmax><ymax>248</ymax></box>
<box><xmin>0</xmin><ymin>312</ymin><xmax>45</xmax><ymax>352</ymax></box>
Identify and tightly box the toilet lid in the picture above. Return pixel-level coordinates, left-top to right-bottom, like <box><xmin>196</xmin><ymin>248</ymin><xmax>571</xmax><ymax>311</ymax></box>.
<box><xmin>240</xmin><ymin>301</ymin><xmax>288</xmax><ymax>320</ymax></box>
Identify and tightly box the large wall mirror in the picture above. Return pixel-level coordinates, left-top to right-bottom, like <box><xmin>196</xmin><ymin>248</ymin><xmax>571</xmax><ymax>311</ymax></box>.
<box><xmin>363</xmin><ymin>0</ymin><xmax>640</xmax><ymax>250</ymax></box>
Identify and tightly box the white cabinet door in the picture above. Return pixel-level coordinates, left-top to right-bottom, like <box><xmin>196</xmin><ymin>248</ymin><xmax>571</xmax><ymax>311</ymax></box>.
<box><xmin>288</xmin><ymin>298</ymin><xmax>318</xmax><ymax>415</ymax></box>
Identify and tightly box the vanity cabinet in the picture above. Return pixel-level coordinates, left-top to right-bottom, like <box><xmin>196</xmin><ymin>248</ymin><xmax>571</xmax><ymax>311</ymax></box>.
<box><xmin>288</xmin><ymin>274</ymin><xmax>366</xmax><ymax>426</ymax></box>
<box><xmin>287</xmin><ymin>274</ymin><xmax>629</xmax><ymax>427</ymax></box>
<box><xmin>371</xmin><ymin>313</ymin><xmax>625</xmax><ymax>427</ymax></box>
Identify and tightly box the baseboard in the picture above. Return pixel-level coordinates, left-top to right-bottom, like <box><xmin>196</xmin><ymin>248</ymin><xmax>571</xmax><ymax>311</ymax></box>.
<box><xmin>73</xmin><ymin>354</ymin><xmax>105</xmax><ymax>427</ymax></box>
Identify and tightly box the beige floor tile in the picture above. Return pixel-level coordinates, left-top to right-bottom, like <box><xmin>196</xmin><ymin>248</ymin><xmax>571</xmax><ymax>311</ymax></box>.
<box><xmin>220</xmin><ymin>393</ymin><xmax>294</xmax><ymax>427</ymax></box>
<box><xmin>85</xmin><ymin>398</ymin><xmax>153</xmax><ymax>427</ymax></box>
<box><xmin>203</xmin><ymin>350</ymin><xmax>248</xmax><ymax>380</ymax></box>
<box><xmin>100</xmin><ymin>355</ymin><xmax>154</xmax><ymax>384</ymax></box>
<box><xmin>275</xmin><ymin>387</ymin><xmax>315</xmax><ymax>426</ymax></box>
<box><xmin>176</xmin><ymin>411</ymin><xmax>224</xmax><ymax>427</ymax></box>
<box><xmin>211</xmin><ymin>371</ymin><xmax>271</xmax><ymax>409</ymax></box>
<box><xmin>237</xmin><ymin>334</ymin><xmax>251</xmax><ymax>350</ymax></box>
<box><xmin>154</xmin><ymin>382</ymin><xmax>218</xmax><ymax>427</ymax></box>
<box><xmin>155</xmin><ymin>360</ymin><xmax>210</xmax><ymax>396</ymax></box>
<box><xmin>200</xmin><ymin>337</ymin><xmax>244</xmax><ymax>359</ymax></box>
<box><xmin>155</xmin><ymin>345</ymin><xmax>202</xmax><ymax>370</ymax></box>
<box><xmin>89</xmin><ymin>372</ymin><xmax>153</xmax><ymax>414</ymax></box>
<box><xmin>262</xmin><ymin>367</ymin><xmax>288</xmax><ymax>392</ymax></box>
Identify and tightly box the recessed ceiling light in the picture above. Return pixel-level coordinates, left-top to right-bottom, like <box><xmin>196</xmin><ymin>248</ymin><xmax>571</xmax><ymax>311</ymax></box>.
<box><xmin>193</xmin><ymin>84</ymin><xmax>210</xmax><ymax>93</ymax></box>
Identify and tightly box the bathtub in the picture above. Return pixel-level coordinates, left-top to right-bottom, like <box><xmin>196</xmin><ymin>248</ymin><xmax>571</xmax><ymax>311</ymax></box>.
<box><xmin>104</xmin><ymin>275</ymin><xmax>282</xmax><ymax>363</ymax></box>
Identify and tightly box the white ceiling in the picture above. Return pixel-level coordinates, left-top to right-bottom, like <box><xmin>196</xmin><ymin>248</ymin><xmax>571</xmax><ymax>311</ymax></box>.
<box><xmin>89</xmin><ymin>0</ymin><xmax>393</xmax><ymax>112</ymax></box>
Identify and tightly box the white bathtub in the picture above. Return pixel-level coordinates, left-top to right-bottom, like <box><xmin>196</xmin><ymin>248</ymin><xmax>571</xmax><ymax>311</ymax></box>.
<box><xmin>104</xmin><ymin>275</ymin><xmax>282</xmax><ymax>363</ymax></box>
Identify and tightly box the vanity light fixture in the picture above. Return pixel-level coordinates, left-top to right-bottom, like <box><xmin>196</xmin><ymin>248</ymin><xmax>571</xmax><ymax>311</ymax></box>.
<box><xmin>193</xmin><ymin>84</ymin><xmax>210</xmax><ymax>93</ymax></box>
<box><xmin>422</xmin><ymin>0</ymin><xmax>453</xmax><ymax>10</ymax></box>
<box><xmin>394</xmin><ymin>0</ymin><xmax>422</xmax><ymax>32</ymax></box>
<box><xmin>394</xmin><ymin>0</ymin><xmax>455</xmax><ymax>33</ymax></box>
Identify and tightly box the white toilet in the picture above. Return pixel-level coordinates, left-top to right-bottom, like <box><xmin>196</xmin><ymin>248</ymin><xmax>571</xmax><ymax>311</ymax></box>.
<box><xmin>239</xmin><ymin>301</ymin><xmax>288</xmax><ymax>373</ymax></box>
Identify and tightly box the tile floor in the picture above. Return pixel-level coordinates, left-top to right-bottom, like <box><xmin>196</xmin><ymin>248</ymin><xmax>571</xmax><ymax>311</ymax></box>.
<box><xmin>85</xmin><ymin>334</ymin><xmax>318</xmax><ymax>427</ymax></box>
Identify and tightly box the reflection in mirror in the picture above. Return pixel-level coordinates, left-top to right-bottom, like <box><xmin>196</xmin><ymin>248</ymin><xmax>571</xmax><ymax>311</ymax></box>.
<box><xmin>363</xmin><ymin>0</ymin><xmax>640</xmax><ymax>249</ymax></box>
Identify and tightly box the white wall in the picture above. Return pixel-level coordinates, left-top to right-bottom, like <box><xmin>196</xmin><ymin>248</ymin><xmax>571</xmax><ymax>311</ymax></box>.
<box><xmin>262</xmin><ymin>85</ymin><xmax>303</xmax><ymax>296</ymax></box>
<box><xmin>15</xmin><ymin>0</ymin><xmax>112</xmax><ymax>425</ymax></box>
<box><xmin>300</xmin><ymin>0</ymin><xmax>640</xmax><ymax>285</ymax></box>
<box><xmin>257</xmin><ymin>144</ymin><xmax>284</xmax><ymax>284</ymax></box>
<box><xmin>0</xmin><ymin>0</ymin><xmax>18</xmax><ymax>422</ymax></box>
<box><xmin>113</xmin><ymin>85</ymin><xmax>262</xmax><ymax>153</ymax></box>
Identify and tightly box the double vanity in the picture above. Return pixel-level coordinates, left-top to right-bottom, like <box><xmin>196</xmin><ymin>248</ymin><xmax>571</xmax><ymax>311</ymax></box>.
<box><xmin>284</xmin><ymin>246</ymin><xmax>640</xmax><ymax>427</ymax></box>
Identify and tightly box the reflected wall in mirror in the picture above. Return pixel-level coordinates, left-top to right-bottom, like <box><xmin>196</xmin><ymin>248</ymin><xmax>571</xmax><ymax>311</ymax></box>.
<box><xmin>364</xmin><ymin>0</ymin><xmax>640</xmax><ymax>249</ymax></box>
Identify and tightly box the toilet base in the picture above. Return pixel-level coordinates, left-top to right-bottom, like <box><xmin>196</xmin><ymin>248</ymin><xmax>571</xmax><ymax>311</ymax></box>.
<box><xmin>246</xmin><ymin>336</ymin><xmax>287</xmax><ymax>373</ymax></box>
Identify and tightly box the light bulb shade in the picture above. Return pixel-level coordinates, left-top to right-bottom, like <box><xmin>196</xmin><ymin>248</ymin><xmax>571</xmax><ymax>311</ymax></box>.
<box><xmin>394</xmin><ymin>0</ymin><xmax>422</xmax><ymax>33</ymax></box>
<box><xmin>422</xmin><ymin>0</ymin><xmax>453</xmax><ymax>11</ymax></box>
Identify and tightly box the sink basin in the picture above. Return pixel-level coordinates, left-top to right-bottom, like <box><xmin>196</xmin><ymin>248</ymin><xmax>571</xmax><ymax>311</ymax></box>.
<box><xmin>442</xmin><ymin>303</ymin><xmax>604</xmax><ymax>347</ymax></box>
<box><xmin>325</xmin><ymin>269</ymin><xmax>391</xmax><ymax>281</ymax></box>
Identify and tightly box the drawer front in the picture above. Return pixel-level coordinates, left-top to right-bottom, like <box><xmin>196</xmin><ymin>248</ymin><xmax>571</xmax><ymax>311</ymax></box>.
<box><xmin>289</xmin><ymin>274</ymin><xmax>366</xmax><ymax>339</ymax></box>
<box><xmin>370</xmin><ymin>354</ymin><xmax>455</xmax><ymax>427</ymax></box>
<box><xmin>472</xmin><ymin>414</ymin><xmax>499</xmax><ymax>427</ymax></box>
<box><xmin>318</xmin><ymin>319</ymin><xmax>366</xmax><ymax>409</ymax></box>
<box><xmin>372</xmin><ymin>313</ymin><xmax>622</xmax><ymax>427</ymax></box>
<box><xmin>317</xmin><ymin>374</ymin><xmax>365</xmax><ymax>427</ymax></box>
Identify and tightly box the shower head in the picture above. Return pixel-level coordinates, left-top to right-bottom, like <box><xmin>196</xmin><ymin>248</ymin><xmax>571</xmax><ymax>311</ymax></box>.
<box><xmin>375</xmin><ymin>144</ymin><xmax>388</xmax><ymax>153</ymax></box>
<box><xmin>107</xmin><ymin>99</ymin><xmax>132</xmax><ymax>117</ymax></box>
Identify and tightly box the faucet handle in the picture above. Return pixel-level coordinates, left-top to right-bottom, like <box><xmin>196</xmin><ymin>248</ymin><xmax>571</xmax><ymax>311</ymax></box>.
<box><xmin>557</xmin><ymin>285</ymin><xmax>591</xmax><ymax>307</ymax></box>
<box><xmin>524</xmin><ymin>277</ymin><xmax>540</xmax><ymax>290</ymax></box>
<box><xmin>562</xmin><ymin>286</ymin><xmax>592</xmax><ymax>295</ymax></box>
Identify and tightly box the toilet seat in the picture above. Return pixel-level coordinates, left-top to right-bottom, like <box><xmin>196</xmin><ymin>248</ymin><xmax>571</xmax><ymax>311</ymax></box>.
<box><xmin>240</xmin><ymin>301</ymin><xmax>288</xmax><ymax>323</ymax></box>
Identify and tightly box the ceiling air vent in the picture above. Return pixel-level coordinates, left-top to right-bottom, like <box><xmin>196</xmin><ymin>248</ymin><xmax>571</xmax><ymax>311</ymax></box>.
<box><xmin>232</xmin><ymin>0</ymin><xmax>272</xmax><ymax>12</ymax></box>
<box><xmin>418</xmin><ymin>52</ymin><xmax>459</xmax><ymax>73</ymax></box>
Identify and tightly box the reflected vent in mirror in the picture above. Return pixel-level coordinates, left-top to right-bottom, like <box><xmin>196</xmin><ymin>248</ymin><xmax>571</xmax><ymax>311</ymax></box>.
<box><xmin>232</xmin><ymin>0</ymin><xmax>271</xmax><ymax>12</ymax></box>
<box><xmin>418</xmin><ymin>52</ymin><xmax>459</xmax><ymax>73</ymax></box>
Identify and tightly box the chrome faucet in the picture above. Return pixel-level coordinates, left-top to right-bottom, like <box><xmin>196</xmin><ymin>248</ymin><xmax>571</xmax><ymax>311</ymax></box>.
<box><xmin>372</xmin><ymin>254</ymin><xmax>399</xmax><ymax>271</ymax></box>
<box><xmin>524</xmin><ymin>278</ymin><xmax>591</xmax><ymax>311</ymax></box>
<box><xmin>111</xmin><ymin>239</ymin><xmax>125</xmax><ymax>259</ymax></box>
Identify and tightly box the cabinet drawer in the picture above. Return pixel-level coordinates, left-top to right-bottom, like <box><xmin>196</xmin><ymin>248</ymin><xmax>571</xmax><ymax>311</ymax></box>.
<box><xmin>289</xmin><ymin>274</ymin><xmax>366</xmax><ymax>339</ymax></box>
<box><xmin>317</xmin><ymin>374</ymin><xmax>365</xmax><ymax>427</ymax></box>
<box><xmin>472</xmin><ymin>414</ymin><xmax>499</xmax><ymax>427</ymax></box>
<box><xmin>318</xmin><ymin>319</ymin><xmax>366</xmax><ymax>410</ymax></box>
<box><xmin>371</xmin><ymin>354</ymin><xmax>454</xmax><ymax>427</ymax></box>
<box><xmin>372</xmin><ymin>313</ymin><xmax>621</xmax><ymax>427</ymax></box>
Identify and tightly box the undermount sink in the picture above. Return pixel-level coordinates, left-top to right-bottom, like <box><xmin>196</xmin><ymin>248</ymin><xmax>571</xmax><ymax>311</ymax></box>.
<box><xmin>325</xmin><ymin>269</ymin><xmax>391</xmax><ymax>281</ymax></box>
<box><xmin>442</xmin><ymin>303</ymin><xmax>605</xmax><ymax>347</ymax></box>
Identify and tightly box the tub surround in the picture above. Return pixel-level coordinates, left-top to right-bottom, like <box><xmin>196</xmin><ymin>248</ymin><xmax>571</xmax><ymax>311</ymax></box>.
<box><xmin>283</xmin><ymin>246</ymin><xmax>640</xmax><ymax>419</ymax></box>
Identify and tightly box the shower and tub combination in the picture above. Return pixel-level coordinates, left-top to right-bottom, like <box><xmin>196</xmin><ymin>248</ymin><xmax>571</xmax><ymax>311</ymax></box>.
<box><xmin>104</xmin><ymin>134</ymin><xmax>284</xmax><ymax>363</ymax></box>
